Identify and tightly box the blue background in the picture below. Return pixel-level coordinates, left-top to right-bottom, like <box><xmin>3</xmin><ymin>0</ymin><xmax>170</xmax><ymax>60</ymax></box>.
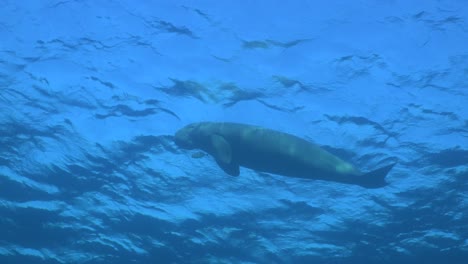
<box><xmin>0</xmin><ymin>0</ymin><xmax>467</xmax><ymax>263</ymax></box>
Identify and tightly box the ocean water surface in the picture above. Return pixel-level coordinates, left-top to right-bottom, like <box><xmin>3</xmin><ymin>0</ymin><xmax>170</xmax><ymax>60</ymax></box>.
<box><xmin>1</xmin><ymin>1</ymin><xmax>467</xmax><ymax>263</ymax></box>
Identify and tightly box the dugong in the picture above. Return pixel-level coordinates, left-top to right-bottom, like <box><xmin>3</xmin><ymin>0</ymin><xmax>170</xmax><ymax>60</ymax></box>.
<box><xmin>174</xmin><ymin>122</ymin><xmax>395</xmax><ymax>188</ymax></box>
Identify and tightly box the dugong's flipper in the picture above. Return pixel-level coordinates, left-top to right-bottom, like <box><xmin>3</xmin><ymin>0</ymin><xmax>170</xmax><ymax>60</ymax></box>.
<box><xmin>215</xmin><ymin>159</ymin><xmax>240</xmax><ymax>176</ymax></box>
<box><xmin>356</xmin><ymin>163</ymin><xmax>396</xmax><ymax>188</ymax></box>
<box><xmin>211</xmin><ymin>134</ymin><xmax>240</xmax><ymax>176</ymax></box>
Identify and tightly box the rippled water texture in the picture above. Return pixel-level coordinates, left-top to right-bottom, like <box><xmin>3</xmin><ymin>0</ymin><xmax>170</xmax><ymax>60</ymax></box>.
<box><xmin>0</xmin><ymin>1</ymin><xmax>467</xmax><ymax>263</ymax></box>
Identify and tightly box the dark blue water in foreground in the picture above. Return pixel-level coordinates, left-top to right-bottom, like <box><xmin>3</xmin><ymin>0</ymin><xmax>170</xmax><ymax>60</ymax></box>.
<box><xmin>1</xmin><ymin>1</ymin><xmax>467</xmax><ymax>263</ymax></box>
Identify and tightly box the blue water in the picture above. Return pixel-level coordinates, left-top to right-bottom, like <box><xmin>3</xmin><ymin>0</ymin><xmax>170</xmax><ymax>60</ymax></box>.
<box><xmin>1</xmin><ymin>1</ymin><xmax>467</xmax><ymax>263</ymax></box>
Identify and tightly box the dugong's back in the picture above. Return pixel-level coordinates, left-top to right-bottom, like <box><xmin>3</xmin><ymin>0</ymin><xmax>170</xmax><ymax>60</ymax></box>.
<box><xmin>215</xmin><ymin>123</ymin><xmax>353</xmax><ymax>180</ymax></box>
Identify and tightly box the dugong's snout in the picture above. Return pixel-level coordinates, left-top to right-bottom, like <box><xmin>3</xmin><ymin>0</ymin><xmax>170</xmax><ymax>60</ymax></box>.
<box><xmin>174</xmin><ymin>124</ymin><xmax>197</xmax><ymax>149</ymax></box>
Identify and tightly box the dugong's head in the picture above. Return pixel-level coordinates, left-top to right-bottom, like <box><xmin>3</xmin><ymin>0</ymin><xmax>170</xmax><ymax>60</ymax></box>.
<box><xmin>174</xmin><ymin>122</ymin><xmax>213</xmax><ymax>150</ymax></box>
<box><xmin>174</xmin><ymin>123</ymin><xmax>198</xmax><ymax>149</ymax></box>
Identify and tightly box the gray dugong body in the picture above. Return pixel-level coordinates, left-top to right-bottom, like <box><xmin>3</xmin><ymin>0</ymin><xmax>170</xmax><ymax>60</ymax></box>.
<box><xmin>174</xmin><ymin>122</ymin><xmax>395</xmax><ymax>188</ymax></box>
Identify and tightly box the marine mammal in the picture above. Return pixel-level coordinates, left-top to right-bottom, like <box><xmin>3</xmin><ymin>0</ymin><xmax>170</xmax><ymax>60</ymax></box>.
<box><xmin>174</xmin><ymin>122</ymin><xmax>395</xmax><ymax>188</ymax></box>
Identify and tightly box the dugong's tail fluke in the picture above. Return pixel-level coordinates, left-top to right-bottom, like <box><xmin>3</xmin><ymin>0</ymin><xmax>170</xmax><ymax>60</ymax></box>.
<box><xmin>356</xmin><ymin>163</ymin><xmax>396</xmax><ymax>188</ymax></box>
